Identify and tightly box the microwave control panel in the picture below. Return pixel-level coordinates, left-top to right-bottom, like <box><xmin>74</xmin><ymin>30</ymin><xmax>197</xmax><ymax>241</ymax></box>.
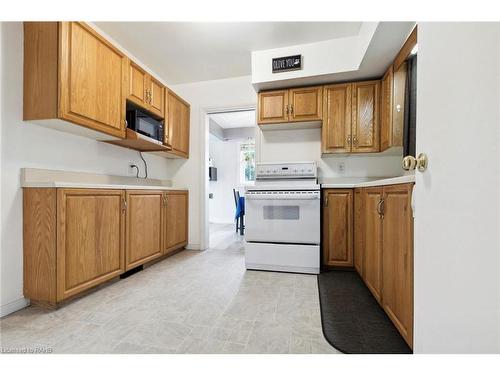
<box><xmin>256</xmin><ymin>162</ymin><xmax>317</xmax><ymax>180</ymax></box>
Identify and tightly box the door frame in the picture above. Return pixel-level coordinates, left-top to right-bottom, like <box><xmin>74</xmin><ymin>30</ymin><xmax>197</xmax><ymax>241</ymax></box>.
<box><xmin>199</xmin><ymin>104</ymin><xmax>257</xmax><ymax>251</ymax></box>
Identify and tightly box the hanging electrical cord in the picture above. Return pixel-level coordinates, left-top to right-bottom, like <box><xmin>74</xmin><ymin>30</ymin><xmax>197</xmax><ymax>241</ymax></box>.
<box><xmin>139</xmin><ymin>151</ymin><xmax>148</xmax><ymax>179</ymax></box>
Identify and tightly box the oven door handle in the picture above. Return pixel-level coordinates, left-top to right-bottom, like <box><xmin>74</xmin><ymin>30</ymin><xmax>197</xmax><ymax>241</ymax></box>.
<box><xmin>245</xmin><ymin>194</ymin><xmax>320</xmax><ymax>200</ymax></box>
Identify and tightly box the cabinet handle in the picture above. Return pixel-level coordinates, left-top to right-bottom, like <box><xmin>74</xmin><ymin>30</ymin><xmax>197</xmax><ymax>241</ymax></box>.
<box><xmin>377</xmin><ymin>198</ymin><xmax>385</xmax><ymax>218</ymax></box>
<box><xmin>290</xmin><ymin>104</ymin><xmax>294</xmax><ymax>115</ymax></box>
<box><xmin>285</xmin><ymin>105</ymin><xmax>289</xmax><ymax>115</ymax></box>
<box><xmin>324</xmin><ymin>195</ymin><xmax>328</xmax><ymax>207</ymax></box>
<box><xmin>122</xmin><ymin>198</ymin><xmax>127</xmax><ymax>213</ymax></box>
<box><xmin>347</xmin><ymin>135</ymin><xmax>351</xmax><ymax>145</ymax></box>
<box><xmin>353</xmin><ymin>136</ymin><xmax>358</xmax><ymax>146</ymax></box>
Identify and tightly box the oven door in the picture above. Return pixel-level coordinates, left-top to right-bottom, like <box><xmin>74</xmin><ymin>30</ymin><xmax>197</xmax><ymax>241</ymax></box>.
<box><xmin>245</xmin><ymin>190</ymin><xmax>320</xmax><ymax>245</ymax></box>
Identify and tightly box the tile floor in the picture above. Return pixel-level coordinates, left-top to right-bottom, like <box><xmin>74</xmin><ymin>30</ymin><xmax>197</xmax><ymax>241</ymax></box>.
<box><xmin>0</xmin><ymin>224</ymin><xmax>338</xmax><ymax>354</ymax></box>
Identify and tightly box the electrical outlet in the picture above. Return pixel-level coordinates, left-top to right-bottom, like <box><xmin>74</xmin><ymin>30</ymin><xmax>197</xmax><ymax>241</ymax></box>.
<box><xmin>129</xmin><ymin>163</ymin><xmax>139</xmax><ymax>176</ymax></box>
<box><xmin>338</xmin><ymin>161</ymin><xmax>346</xmax><ymax>174</ymax></box>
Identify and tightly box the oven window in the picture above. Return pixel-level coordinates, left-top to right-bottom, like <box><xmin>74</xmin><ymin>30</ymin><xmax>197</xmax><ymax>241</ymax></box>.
<box><xmin>263</xmin><ymin>206</ymin><xmax>300</xmax><ymax>220</ymax></box>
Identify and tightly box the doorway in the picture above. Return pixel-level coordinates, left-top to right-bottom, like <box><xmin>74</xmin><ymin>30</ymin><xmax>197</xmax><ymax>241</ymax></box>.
<box><xmin>206</xmin><ymin>109</ymin><xmax>256</xmax><ymax>250</ymax></box>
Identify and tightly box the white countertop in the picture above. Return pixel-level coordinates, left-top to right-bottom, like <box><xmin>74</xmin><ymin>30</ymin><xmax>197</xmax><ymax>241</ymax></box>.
<box><xmin>21</xmin><ymin>181</ymin><xmax>187</xmax><ymax>190</ymax></box>
<box><xmin>20</xmin><ymin>168</ymin><xmax>187</xmax><ymax>191</ymax></box>
<box><xmin>320</xmin><ymin>174</ymin><xmax>415</xmax><ymax>188</ymax></box>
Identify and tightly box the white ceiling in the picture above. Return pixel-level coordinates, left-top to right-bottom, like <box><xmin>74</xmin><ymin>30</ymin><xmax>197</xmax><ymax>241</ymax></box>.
<box><xmin>94</xmin><ymin>22</ymin><xmax>362</xmax><ymax>84</ymax></box>
<box><xmin>209</xmin><ymin>110</ymin><xmax>256</xmax><ymax>129</ymax></box>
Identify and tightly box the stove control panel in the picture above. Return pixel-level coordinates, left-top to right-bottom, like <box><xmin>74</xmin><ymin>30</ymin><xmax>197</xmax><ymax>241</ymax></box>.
<box><xmin>256</xmin><ymin>162</ymin><xmax>317</xmax><ymax>179</ymax></box>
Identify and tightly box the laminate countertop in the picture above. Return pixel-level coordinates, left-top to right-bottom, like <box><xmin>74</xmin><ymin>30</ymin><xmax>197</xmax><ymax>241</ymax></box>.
<box><xmin>20</xmin><ymin>168</ymin><xmax>187</xmax><ymax>191</ymax></box>
<box><xmin>320</xmin><ymin>174</ymin><xmax>415</xmax><ymax>189</ymax></box>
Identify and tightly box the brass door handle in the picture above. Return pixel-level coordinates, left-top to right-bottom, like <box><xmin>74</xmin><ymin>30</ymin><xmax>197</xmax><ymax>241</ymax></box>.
<box><xmin>347</xmin><ymin>135</ymin><xmax>352</xmax><ymax>145</ymax></box>
<box><xmin>285</xmin><ymin>105</ymin><xmax>289</xmax><ymax>115</ymax></box>
<box><xmin>402</xmin><ymin>153</ymin><xmax>428</xmax><ymax>172</ymax></box>
<box><xmin>353</xmin><ymin>136</ymin><xmax>358</xmax><ymax>146</ymax></box>
<box><xmin>290</xmin><ymin>104</ymin><xmax>294</xmax><ymax>115</ymax></box>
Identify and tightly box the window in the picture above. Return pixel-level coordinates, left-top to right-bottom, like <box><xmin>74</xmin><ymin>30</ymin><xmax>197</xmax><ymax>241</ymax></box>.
<box><xmin>239</xmin><ymin>140</ymin><xmax>255</xmax><ymax>184</ymax></box>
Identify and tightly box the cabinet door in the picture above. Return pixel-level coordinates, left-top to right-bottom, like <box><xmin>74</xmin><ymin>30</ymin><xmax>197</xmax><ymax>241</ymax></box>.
<box><xmin>257</xmin><ymin>90</ymin><xmax>289</xmax><ymax>124</ymax></box>
<box><xmin>382</xmin><ymin>184</ymin><xmax>414</xmax><ymax>348</ymax></box>
<box><xmin>380</xmin><ymin>66</ymin><xmax>394</xmax><ymax>151</ymax></box>
<box><xmin>354</xmin><ymin>188</ymin><xmax>365</xmax><ymax>276</ymax></box>
<box><xmin>149</xmin><ymin>76</ymin><xmax>165</xmax><ymax>118</ymax></box>
<box><xmin>364</xmin><ymin>186</ymin><xmax>383</xmax><ymax>302</ymax></box>
<box><xmin>164</xmin><ymin>191</ymin><xmax>189</xmax><ymax>254</ymax></box>
<box><xmin>351</xmin><ymin>80</ymin><xmax>380</xmax><ymax>153</ymax></box>
<box><xmin>289</xmin><ymin>86</ymin><xmax>323</xmax><ymax>122</ymax></box>
<box><xmin>322</xmin><ymin>83</ymin><xmax>352</xmax><ymax>153</ymax></box>
<box><xmin>56</xmin><ymin>189</ymin><xmax>125</xmax><ymax>301</ymax></box>
<box><xmin>322</xmin><ymin>189</ymin><xmax>353</xmax><ymax>267</ymax></box>
<box><xmin>125</xmin><ymin>190</ymin><xmax>163</xmax><ymax>270</ymax></box>
<box><xmin>392</xmin><ymin>62</ymin><xmax>407</xmax><ymax>148</ymax></box>
<box><xmin>59</xmin><ymin>22</ymin><xmax>126</xmax><ymax>138</ymax></box>
<box><xmin>127</xmin><ymin>61</ymin><xmax>148</xmax><ymax>109</ymax></box>
<box><xmin>166</xmin><ymin>90</ymin><xmax>190</xmax><ymax>158</ymax></box>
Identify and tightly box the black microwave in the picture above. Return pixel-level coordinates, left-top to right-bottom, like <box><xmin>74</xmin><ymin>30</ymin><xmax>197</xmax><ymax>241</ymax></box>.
<box><xmin>126</xmin><ymin>109</ymin><xmax>164</xmax><ymax>142</ymax></box>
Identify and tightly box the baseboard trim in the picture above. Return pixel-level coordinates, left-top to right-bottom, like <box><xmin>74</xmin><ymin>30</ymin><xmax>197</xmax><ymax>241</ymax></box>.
<box><xmin>0</xmin><ymin>297</ymin><xmax>30</xmax><ymax>318</ymax></box>
<box><xmin>185</xmin><ymin>243</ymin><xmax>203</xmax><ymax>250</ymax></box>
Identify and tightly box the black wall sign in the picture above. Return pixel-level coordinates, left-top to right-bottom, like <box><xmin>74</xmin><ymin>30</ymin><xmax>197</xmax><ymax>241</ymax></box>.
<box><xmin>272</xmin><ymin>55</ymin><xmax>302</xmax><ymax>73</ymax></box>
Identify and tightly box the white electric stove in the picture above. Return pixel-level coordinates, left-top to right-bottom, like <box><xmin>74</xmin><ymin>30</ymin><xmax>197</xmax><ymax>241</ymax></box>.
<box><xmin>244</xmin><ymin>161</ymin><xmax>320</xmax><ymax>274</ymax></box>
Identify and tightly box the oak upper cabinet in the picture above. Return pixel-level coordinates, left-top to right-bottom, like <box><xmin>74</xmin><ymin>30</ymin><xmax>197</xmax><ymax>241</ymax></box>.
<box><xmin>351</xmin><ymin>80</ymin><xmax>380</xmax><ymax>153</ymax></box>
<box><xmin>258</xmin><ymin>90</ymin><xmax>289</xmax><ymax>124</ymax></box>
<box><xmin>381</xmin><ymin>184</ymin><xmax>414</xmax><ymax>347</ymax></box>
<box><xmin>257</xmin><ymin>86</ymin><xmax>322</xmax><ymax>125</ymax></box>
<box><xmin>354</xmin><ymin>188</ymin><xmax>365</xmax><ymax>276</ymax></box>
<box><xmin>380</xmin><ymin>63</ymin><xmax>406</xmax><ymax>151</ymax></box>
<box><xmin>24</xmin><ymin>22</ymin><xmax>127</xmax><ymax>139</ymax></box>
<box><xmin>363</xmin><ymin>186</ymin><xmax>383</xmax><ymax>302</ymax></box>
<box><xmin>125</xmin><ymin>190</ymin><xmax>163</xmax><ymax>270</ymax></box>
<box><xmin>126</xmin><ymin>61</ymin><xmax>165</xmax><ymax>119</ymax></box>
<box><xmin>380</xmin><ymin>65</ymin><xmax>394</xmax><ymax>151</ymax></box>
<box><xmin>127</xmin><ymin>61</ymin><xmax>148</xmax><ymax>109</ymax></box>
<box><xmin>149</xmin><ymin>76</ymin><xmax>165</xmax><ymax>118</ymax></box>
<box><xmin>164</xmin><ymin>191</ymin><xmax>189</xmax><ymax>254</ymax></box>
<box><xmin>289</xmin><ymin>86</ymin><xmax>323</xmax><ymax>122</ymax></box>
<box><xmin>322</xmin><ymin>83</ymin><xmax>352</xmax><ymax>154</ymax></box>
<box><xmin>165</xmin><ymin>89</ymin><xmax>190</xmax><ymax>158</ymax></box>
<box><xmin>322</xmin><ymin>189</ymin><xmax>353</xmax><ymax>267</ymax></box>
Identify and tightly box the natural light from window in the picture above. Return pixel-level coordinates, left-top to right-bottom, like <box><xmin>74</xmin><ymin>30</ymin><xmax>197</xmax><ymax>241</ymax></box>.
<box><xmin>239</xmin><ymin>139</ymin><xmax>255</xmax><ymax>185</ymax></box>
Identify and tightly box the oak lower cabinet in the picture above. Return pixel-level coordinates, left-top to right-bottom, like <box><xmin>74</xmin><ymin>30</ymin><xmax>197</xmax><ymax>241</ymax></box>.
<box><xmin>23</xmin><ymin>187</ymin><xmax>189</xmax><ymax>306</ymax></box>
<box><xmin>163</xmin><ymin>191</ymin><xmax>189</xmax><ymax>254</ymax></box>
<box><xmin>354</xmin><ymin>183</ymin><xmax>414</xmax><ymax>348</ymax></box>
<box><xmin>353</xmin><ymin>188</ymin><xmax>364</xmax><ymax>275</ymax></box>
<box><xmin>381</xmin><ymin>184</ymin><xmax>414</xmax><ymax>347</ymax></box>
<box><xmin>125</xmin><ymin>190</ymin><xmax>164</xmax><ymax>270</ymax></box>
<box><xmin>363</xmin><ymin>186</ymin><xmax>384</xmax><ymax>302</ymax></box>
<box><xmin>24</xmin><ymin>22</ymin><xmax>127</xmax><ymax>139</ymax></box>
<box><xmin>166</xmin><ymin>90</ymin><xmax>190</xmax><ymax>158</ymax></box>
<box><xmin>24</xmin><ymin>188</ymin><xmax>126</xmax><ymax>306</ymax></box>
<box><xmin>322</xmin><ymin>189</ymin><xmax>353</xmax><ymax>267</ymax></box>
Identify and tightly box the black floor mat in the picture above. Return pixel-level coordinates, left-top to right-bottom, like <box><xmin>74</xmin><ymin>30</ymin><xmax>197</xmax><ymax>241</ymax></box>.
<box><xmin>317</xmin><ymin>270</ymin><xmax>412</xmax><ymax>354</ymax></box>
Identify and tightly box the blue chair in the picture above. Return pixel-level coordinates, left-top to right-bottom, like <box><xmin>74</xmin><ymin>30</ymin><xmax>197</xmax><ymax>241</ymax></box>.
<box><xmin>233</xmin><ymin>189</ymin><xmax>245</xmax><ymax>235</ymax></box>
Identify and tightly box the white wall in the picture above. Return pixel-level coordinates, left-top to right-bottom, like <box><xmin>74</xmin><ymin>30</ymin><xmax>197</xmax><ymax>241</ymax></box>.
<box><xmin>251</xmin><ymin>23</ymin><xmax>378</xmax><ymax>87</ymax></box>
<box><xmin>258</xmin><ymin>128</ymin><xmax>403</xmax><ymax>178</ymax></box>
<box><xmin>414</xmin><ymin>23</ymin><xmax>500</xmax><ymax>353</ymax></box>
<box><xmin>0</xmin><ymin>23</ymin><xmax>174</xmax><ymax>315</ymax></box>
<box><xmin>209</xmin><ymin>138</ymin><xmax>241</xmax><ymax>224</ymax></box>
<box><xmin>168</xmin><ymin>75</ymin><xmax>257</xmax><ymax>250</ymax></box>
